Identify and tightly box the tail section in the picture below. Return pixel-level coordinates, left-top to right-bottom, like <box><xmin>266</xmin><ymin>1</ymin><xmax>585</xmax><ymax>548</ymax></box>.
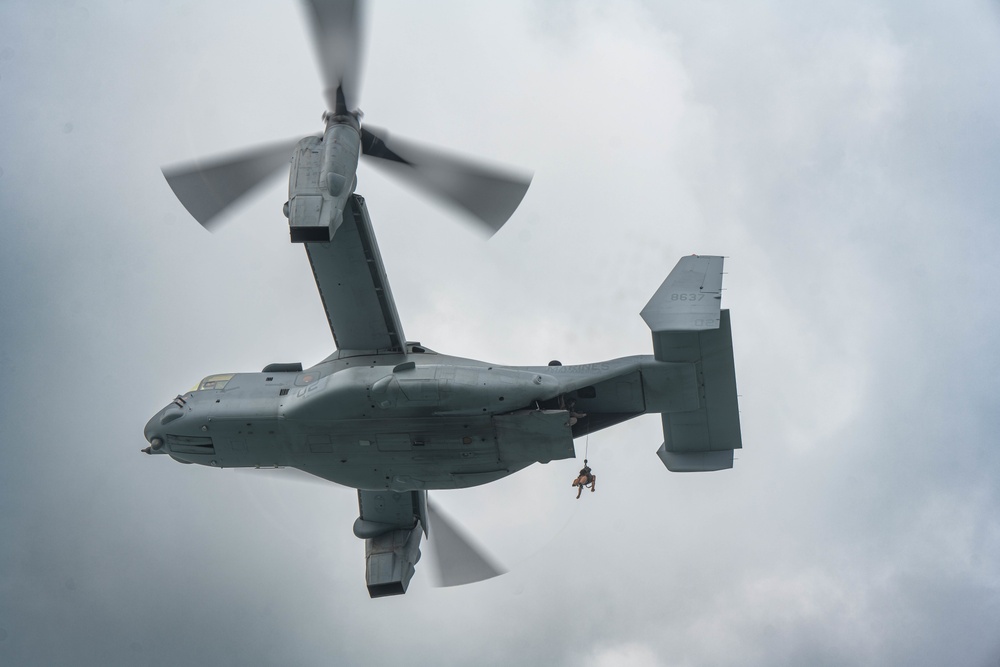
<box><xmin>642</xmin><ymin>256</ymin><xmax>742</xmax><ymax>472</ymax></box>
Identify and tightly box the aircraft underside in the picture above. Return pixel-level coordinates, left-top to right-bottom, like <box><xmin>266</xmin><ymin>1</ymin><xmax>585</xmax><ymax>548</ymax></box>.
<box><xmin>158</xmin><ymin>410</ymin><xmax>567</xmax><ymax>491</ymax></box>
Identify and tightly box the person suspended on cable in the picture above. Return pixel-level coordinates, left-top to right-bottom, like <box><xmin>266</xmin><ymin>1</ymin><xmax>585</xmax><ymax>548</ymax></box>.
<box><xmin>572</xmin><ymin>459</ymin><xmax>596</xmax><ymax>499</ymax></box>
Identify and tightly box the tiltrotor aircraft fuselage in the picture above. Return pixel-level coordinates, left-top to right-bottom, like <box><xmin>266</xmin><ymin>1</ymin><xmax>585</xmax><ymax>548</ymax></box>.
<box><xmin>147</xmin><ymin>0</ymin><xmax>742</xmax><ymax>597</ymax></box>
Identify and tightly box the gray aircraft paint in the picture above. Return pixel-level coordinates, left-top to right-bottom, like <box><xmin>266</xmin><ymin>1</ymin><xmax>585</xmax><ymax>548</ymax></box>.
<box><xmin>143</xmin><ymin>215</ymin><xmax>741</xmax><ymax>593</ymax></box>
<box><xmin>145</xmin><ymin>0</ymin><xmax>742</xmax><ymax>595</ymax></box>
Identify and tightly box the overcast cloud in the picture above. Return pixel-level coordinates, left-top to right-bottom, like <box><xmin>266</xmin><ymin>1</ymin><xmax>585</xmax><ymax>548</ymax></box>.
<box><xmin>2</xmin><ymin>1</ymin><xmax>999</xmax><ymax>665</ymax></box>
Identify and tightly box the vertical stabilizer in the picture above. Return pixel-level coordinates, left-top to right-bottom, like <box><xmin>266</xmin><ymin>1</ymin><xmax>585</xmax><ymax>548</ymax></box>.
<box><xmin>642</xmin><ymin>256</ymin><xmax>742</xmax><ymax>472</ymax></box>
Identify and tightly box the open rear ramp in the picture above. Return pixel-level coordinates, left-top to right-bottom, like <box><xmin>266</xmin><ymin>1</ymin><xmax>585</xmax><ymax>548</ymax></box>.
<box><xmin>642</xmin><ymin>256</ymin><xmax>742</xmax><ymax>472</ymax></box>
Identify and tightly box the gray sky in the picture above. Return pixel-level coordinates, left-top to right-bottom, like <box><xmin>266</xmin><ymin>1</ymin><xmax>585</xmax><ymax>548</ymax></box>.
<box><xmin>2</xmin><ymin>1</ymin><xmax>1000</xmax><ymax>665</ymax></box>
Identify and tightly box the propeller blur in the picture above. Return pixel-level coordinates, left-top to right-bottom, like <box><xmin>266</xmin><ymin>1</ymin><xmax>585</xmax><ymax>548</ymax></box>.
<box><xmin>161</xmin><ymin>0</ymin><xmax>530</xmax><ymax>236</ymax></box>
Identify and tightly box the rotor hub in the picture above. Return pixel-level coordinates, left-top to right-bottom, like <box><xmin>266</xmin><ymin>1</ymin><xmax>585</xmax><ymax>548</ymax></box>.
<box><xmin>323</xmin><ymin>110</ymin><xmax>362</xmax><ymax>131</ymax></box>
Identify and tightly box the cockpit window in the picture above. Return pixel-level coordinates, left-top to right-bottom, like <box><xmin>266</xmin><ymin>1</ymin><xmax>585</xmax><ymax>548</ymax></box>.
<box><xmin>195</xmin><ymin>373</ymin><xmax>235</xmax><ymax>391</ymax></box>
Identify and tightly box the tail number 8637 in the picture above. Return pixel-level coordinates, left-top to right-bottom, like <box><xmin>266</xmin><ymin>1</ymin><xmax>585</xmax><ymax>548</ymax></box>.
<box><xmin>670</xmin><ymin>293</ymin><xmax>705</xmax><ymax>301</ymax></box>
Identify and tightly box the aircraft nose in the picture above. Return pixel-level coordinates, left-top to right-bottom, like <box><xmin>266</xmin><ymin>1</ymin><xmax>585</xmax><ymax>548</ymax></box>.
<box><xmin>142</xmin><ymin>396</ymin><xmax>187</xmax><ymax>454</ymax></box>
<box><xmin>142</xmin><ymin>413</ymin><xmax>166</xmax><ymax>454</ymax></box>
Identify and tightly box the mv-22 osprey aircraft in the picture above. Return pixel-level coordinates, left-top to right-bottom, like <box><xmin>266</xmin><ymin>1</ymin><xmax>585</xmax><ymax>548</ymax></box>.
<box><xmin>144</xmin><ymin>0</ymin><xmax>742</xmax><ymax>597</ymax></box>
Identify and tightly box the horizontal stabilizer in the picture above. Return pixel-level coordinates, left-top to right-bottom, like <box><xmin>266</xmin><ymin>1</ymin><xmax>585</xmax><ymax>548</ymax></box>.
<box><xmin>643</xmin><ymin>255</ymin><xmax>741</xmax><ymax>471</ymax></box>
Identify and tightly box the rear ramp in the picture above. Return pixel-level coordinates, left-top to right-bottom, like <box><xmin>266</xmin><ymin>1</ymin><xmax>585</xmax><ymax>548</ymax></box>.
<box><xmin>641</xmin><ymin>256</ymin><xmax>742</xmax><ymax>472</ymax></box>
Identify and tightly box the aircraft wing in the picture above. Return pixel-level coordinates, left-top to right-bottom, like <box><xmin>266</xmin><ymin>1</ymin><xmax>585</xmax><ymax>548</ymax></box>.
<box><xmin>305</xmin><ymin>194</ymin><xmax>406</xmax><ymax>353</ymax></box>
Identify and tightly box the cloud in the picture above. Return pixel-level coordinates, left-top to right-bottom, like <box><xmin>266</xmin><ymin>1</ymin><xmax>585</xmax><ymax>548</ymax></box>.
<box><xmin>2</xmin><ymin>1</ymin><xmax>999</xmax><ymax>665</ymax></box>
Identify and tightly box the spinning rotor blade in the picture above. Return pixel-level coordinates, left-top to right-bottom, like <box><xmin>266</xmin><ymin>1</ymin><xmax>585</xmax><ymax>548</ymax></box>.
<box><xmin>361</xmin><ymin>127</ymin><xmax>532</xmax><ymax>236</ymax></box>
<box><xmin>427</xmin><ymin>499</ymin><xmax>506</xmax><ymax>587</ymax></box>
<box><xmin>303</xmin><ymin>0</ymin><xmax>364</xmax><ymax>114</ymax></box>
<box><xmin>230</xmin><ymin>471</ymin><xmax>505</xmax><ymax>587</ymax></box>
<box><xmin>162</xmin><ymin>138</ymin><xmax>301</xmax><ymax>230</ymax></box>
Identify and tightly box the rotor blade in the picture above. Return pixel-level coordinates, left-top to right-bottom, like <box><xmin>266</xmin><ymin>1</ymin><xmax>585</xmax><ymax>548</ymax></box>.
<box><xmin>426</xmin><ymin>499</ymin><xmax>506</xmax><ymax>587</ymax></box>
<box><xmin>162</xmin><ymin>138</ymin><xmax>301</xmax><ymax>230</ymax></box>
<box><xmin>303</xmin><ymin>0</ymin><xmax>364</xmax><ymax>113</ymax></box>
<box><xmin>361</xmin><ymin>126</ymin><xmax>532</xmax><ymax>236</ymax></box>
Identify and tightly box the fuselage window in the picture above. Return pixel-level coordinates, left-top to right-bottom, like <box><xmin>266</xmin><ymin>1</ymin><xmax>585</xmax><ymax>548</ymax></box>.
<box><xmin>196</xmin><ymin>373</ymin><xmax>235</xmax><ymax>391</ymax></box>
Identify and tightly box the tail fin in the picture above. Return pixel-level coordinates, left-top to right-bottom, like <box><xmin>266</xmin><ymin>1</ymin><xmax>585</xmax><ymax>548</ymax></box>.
<box><xmin>641</xmin><ymin>256</ymin><xmax>742</xmax><ymax>472</ymax></box>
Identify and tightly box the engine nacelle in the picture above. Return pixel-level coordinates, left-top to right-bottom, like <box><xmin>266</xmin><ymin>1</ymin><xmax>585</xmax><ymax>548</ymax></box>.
<box><xmin>286</xmin><ymin>118</ymin><xmax>361</xmax><ymax>243</ymax></box>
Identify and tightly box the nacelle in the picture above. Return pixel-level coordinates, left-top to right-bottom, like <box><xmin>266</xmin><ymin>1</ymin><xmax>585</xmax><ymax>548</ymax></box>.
<box><xmin>286</xmin><ymin>119</ymin><xmax>361</xmax><ymax>243</ymax></box>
